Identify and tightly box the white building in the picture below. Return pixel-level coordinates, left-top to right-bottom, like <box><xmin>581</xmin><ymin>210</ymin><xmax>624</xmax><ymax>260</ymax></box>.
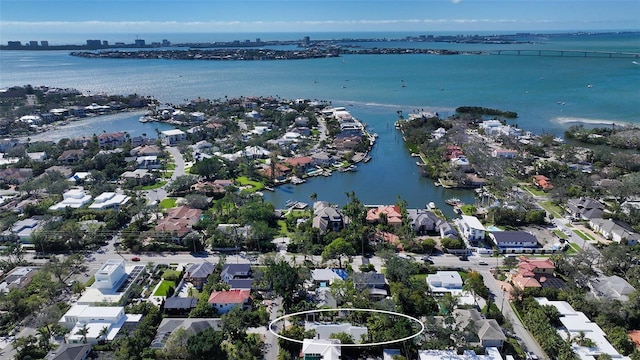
<box><xmin>427</xmin><ymin>271</ymin><xmax>463</xmax><ymax>292</ymax></box>
<box><xmin>536</xmin><ymin>297</ymin><xmax>631</xmax><ymax>360</ymax></box>
<box><xmin>301</xmin><ymin>339</ymin><xmax>341</xmax><ymax>360</ymax></box>
<box><xmin>160</xmin><ymin>129</ymin><xmax>186</xmax><ymax>145</ymax></box>
<box><xmin>458</xmin><ymin>215</ymin><xmax>486</xmax><ymax>242</ymax></box>
<box><xmin>94</xmin><ymin>259</ymin><xmax>127</xmax><ymax>290</ymax></box>
<box><xmin>89</xmin><ymin>192</ymin><xmax>131</xmax><ymax>210</ymax></box>
<box><xmin>49</xmin><ymin>189</ymin><xmax>92</xmax><ymax>210</ymax></box>
<box><xmin>419</xmin><ymin>347</ymin><xmax>503</xmax><ymax>360</ymax></box>
<box><xmin>305</xmin><ymin>322</ymin><xmax>368</xmax><ymax>342</ymax></box>
<box><xmin>59</xmin><ymin>305</ymin><xmax>141</xmax><ymax>345</ymax></box>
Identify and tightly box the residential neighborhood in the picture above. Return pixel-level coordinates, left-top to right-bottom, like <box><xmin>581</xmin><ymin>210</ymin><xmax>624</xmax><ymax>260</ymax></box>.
<box><xmin>0</xmin><ymin>86</ymin><xmax>638</xmax><ymax>360</ymax></box>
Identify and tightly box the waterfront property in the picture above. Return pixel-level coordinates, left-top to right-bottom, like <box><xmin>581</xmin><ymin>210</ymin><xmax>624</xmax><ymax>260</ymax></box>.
<box><xmin>457</xmin><ymin>215</ymin><xmax>486</xmax><ymax>244</ymax></box>
<box><xmin>160</xmin><ymin>129</ymin><xmax>186</xmax><ymax>145</ymax></box>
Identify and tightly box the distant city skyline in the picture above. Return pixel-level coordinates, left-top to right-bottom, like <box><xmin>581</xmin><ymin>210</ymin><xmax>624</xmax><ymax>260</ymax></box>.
<box><xmin>1</xmin><ymin>0</ymin><xmax>639</xmax><ymax>43</ymax></box>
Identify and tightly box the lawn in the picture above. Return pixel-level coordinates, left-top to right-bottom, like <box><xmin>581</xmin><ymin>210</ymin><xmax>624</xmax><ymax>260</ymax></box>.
<box><xmin>160</xmin><ymin>198</ymin><xmax>177</xmax><ymax>209</ymax></box>
<box><xmin>277</xmin><ymin>220</ymin><xmax>289</xmax><ymax>236</ymax></box>
<box><xmin>85</xmin><ymin>276</ymin><xmax>95</xmax><ymax>287</ymax></box>
<box><xmin>540</xmin><ymin>201</ymin><xmax>563</xmax><ymax>218</ymax></box>
<box><xmin>162</xmin><ymin>269</ymin><xmax>182</xmax><ymax>281</ymax></box>
<box><xmin>566</xmin><ymin>242</ymin><xmax>582</xmax><ymax>254</ymax></box>
<box><xmin>236</xmin><ymin>176</ymin><xmax>264</xmax><ymax>192</ymax></box>
<box><xmin>140</xmin><ymin>181</ymin><xmax>167</xmax><ymax>190</ymax></box>
<box><xmin>522</xmin><ymin>185</ymin><xmax>546</xmax><ymax>197</ymax></box>
<box><xmin>573</xmin><ymin>229</ymin><xmax>594</xmax><ymax>241</ymax></box>
<box><xmin>553</xmin><ymin>230</ymin><xmax>568</xmax><ymax>239</ymax></box>
<box><xmin>153</xmin><ymin>280</ymin><xmax>176</xmax><ymax>296</ymax></box>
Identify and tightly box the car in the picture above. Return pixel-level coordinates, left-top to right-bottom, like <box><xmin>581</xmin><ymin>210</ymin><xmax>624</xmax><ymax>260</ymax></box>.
<box><xmin>131</xmin><ymin>256</ymin><xmax>141</xmax><ymax>262</ymax></box>
<box><xmin>478</xmin><ymin>261</ymin><xmax>488</xmax><ymax>265</ymax></box>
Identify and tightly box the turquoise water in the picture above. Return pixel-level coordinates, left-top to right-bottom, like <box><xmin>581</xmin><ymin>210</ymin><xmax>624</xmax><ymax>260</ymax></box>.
<box><xmin>1</xmin><ymin>32</ymin><xmax>638</xmax><ymax>210</ymax></box>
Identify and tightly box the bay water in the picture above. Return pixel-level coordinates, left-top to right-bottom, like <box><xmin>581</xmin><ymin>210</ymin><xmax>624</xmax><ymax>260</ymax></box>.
<box><xmin>1</xmin><ymin>32</ymin><xmax>638</xmax><ymax>211</ymax></box>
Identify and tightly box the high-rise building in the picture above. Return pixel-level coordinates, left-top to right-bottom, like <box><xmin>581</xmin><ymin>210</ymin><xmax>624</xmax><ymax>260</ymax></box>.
<box><xmin>7</xmin><ymin>41</ymin><xmax>22</xmax><ymax>47</ymax></box>
<box><xmin>86</xmin><ymin>39</ymin><xmax>102</xmax><ymax>47</ymax></box>
<box><xmin>303</xmin><ymin>36</ymin><xmax>311</xmax><ymax>46</ymax></box>
<box><xmin>162</xmin><ymin>39</ymin><xmax>170</xmax><ymax>47</ymax></box>
<box><xmin>102</xmin><ymin>40</ymin><xmax>109</xmax><ymax>46</ymax></box>
<box><xmin>29</xmin><ymin>41</ymin><xmax>39</xmax><ymax>47</ymax></box>
<box><xmin>40</xmin><ymin>41</ymin><xmax>49</xmax><ymax>47</ymax></box>
<box><xmin>134</xmin><ymin>39</ymin><xmax>145</xmax><ymax>46</ymax></box>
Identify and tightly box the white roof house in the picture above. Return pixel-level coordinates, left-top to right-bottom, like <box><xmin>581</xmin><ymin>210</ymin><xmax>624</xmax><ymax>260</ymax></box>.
<box><xmin>419</xmin><ymin>347</ymin><xmax>503</xmax><ymax>360</ymax></box>
<box><xmin>94</xmin><ymin>259</ymin><xmax>127</xmax><ymax>290</ymax></box>
<box><xmin>458</xmin><ymin>215</ymin><xmax>486</xmax><ymax>242</ymax></box>
<box><xmin>536</xmin><ymin>297</ymin><xmax>630</xmax><ymax>360</ymax></box>
<box><xmin>89</xmin><ymin>192</ymin><xmax>131</xmax><ymax>210</ymax></box>
<box><xmin>49</xmin><ymin>189</ymin><xmax>92</xmax><ymax>210</ymax></box>
<box><xmin>160</xmin><ymin>129</ymin><xmax>186</xmax><ymax>145</ymax></box>
<box><xmin>59</xmin><ymin>305</ymin><xmax>141</xmax><ymax>345</ymax></box>
<box><xmin>427</xmin><ymin>271</ymin><xmax>463</xmax><ymax>291</ymax></box>
<box><xmin>302</xmin><ymin>339</ymin><xmax>341</xmax><ymax>360</ymax></box>
<box><xmin>311</xmin><ymin>269</ymin><xmax>343</xmax><ymax>287</ymax></box>
<box><xmin>305</xmin><ymin>322</ymin><xmax>368</xmax><ymax>342</ymax></box>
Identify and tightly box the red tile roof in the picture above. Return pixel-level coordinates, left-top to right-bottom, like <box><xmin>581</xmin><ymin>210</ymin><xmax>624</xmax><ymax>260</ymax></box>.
<box><xmin>367</xmin><ymin>205</ymin><xmax>403</xmax><ymax>225</ymax></box>
<box><xmin>155</xmin><ymin>206</ymin><xmax>203</xmax><ymax>237</ymax></box>
<box><xmin>533</xmin><ymin>175</ymin><xmax>554</xmax><ymax>189</ymax></box>
<box><xmin>208</xmin><ymin>289</ymin><xmax>251</xmax><ymax>304</ymax></box>
<box><xmin>284</xmin><ymin>156</ymin><xmax>313</xmax><ymax>167</ymax></box>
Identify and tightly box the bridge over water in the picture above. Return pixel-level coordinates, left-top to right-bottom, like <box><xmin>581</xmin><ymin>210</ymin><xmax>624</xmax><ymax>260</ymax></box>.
<box><xmin>485</xmin><ymin>49</ymin><xmax>640</xmax><ymax>58</ymax></box>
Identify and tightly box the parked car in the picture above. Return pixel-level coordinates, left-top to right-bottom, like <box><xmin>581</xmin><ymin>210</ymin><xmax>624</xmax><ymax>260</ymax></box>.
<box><xmin>478</xmin><ymin>261</ymin><xmax>488</xmax><ymax>265</ymax></box>
<box><xmin>131</xmin><ymin>256</ymin><xmax>141</xmax><ymax>262</ymax></box>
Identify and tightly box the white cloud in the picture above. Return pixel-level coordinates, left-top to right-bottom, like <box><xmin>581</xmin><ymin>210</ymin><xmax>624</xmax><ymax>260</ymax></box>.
<box><xmin>451</xmin><ymin>0</ymin><xmax>462</xmax><ymax>4</ymax></box>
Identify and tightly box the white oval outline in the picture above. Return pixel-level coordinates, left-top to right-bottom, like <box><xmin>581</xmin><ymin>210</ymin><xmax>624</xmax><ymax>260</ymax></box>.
<box><xmin>268</xmin><ymin>307</ymin><xmax>425</xmax><ymax>347</ymax></box>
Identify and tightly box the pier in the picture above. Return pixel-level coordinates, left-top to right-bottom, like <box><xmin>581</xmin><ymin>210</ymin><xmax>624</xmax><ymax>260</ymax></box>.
<box><xmin>486</xmin><ymin>49</ymin><xmax>640</xmax><ymax>58</ymax></box>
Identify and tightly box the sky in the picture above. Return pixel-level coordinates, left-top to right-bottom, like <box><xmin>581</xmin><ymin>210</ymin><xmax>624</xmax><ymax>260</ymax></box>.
<box><xmin>1</xmin><ymin>0</ymin><xmax>639</xmax><ymax>43</ymax></box>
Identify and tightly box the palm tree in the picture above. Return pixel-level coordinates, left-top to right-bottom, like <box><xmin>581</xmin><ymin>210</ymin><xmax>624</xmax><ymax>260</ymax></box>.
<box><xmin>75</xmin><ymin>323</ymin><xmax>89</xmax><ymax>344</ymax></box>
<box><xmin>98</xmin><ymin>326</ymin><xmax>109</xmax><ymax>343</ymax></box>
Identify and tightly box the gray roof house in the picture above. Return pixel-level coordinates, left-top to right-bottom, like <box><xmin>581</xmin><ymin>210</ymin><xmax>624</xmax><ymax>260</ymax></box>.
<box><xmin>438</xmin><ymin>222</ymin><xmax>458</xmax><ymax>239</ymax></box>
<box><xmin>221</xmin><ymin>263</ymin><xmax>252</xmax><ymax>281</ymax></box>
<box><xmin>184</xmin><ymin>261</ymin><xmax>216</xmax><ymax>289</ymax></box>
<box><xmin>151</xmin><ymin>318</ymin><xmax>222</xmax><ymax>348</ymax></box>
<box><xmin>589</xmin><ymin>275</ymin><xmax>636</xmax><ymax>302</ymax></box>
<box><xmin>454</xmin><ymin>309</ymin><xmax>506</xmax><ymax>349</ymax></box>
<box><xmin>589</xmin><ymin>218</ymin><xmax>640</xmax><ymax>245</ymax></box>
<box><xmin>407</xmin><ymin>209</ymin><xmax>444</xmax><ymax>234</ymax></box>
<box><xmin>489</xmin><ymin>231</ymin><xmax>539</xmax><ymax>249</ymax></box>
<box><xmin>352</xmin><ymin>272</ymin><xmax>388</xmax><ymax>301</ymax></box>
<box><xmin>163</xmin><ymin>297</ymin><xmax>198</xmax><ymax>316</ymax></box>
<box><xmin>46</xmin><ymin>343</ymin><xmax>92</xmax><ymax>360</ymax></box>
<box><xmin>313</xmin><ymin>201</ymin><xmax>347</xmax><ymax>234</ymax></box>
<box><xmin>567</xmin><ymin>197</ymin><xmax>605</xmax><ymax>220</ymax></box>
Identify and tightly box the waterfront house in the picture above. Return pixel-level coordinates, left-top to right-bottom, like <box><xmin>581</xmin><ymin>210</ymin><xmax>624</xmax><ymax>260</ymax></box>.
<box><xmin>457</xmin><ymin>215</ymin><xmax>486</xmax><ymax>243</ymax></box>
<box><xmin>160</xmin><ymin>129</ymin><xmax>186</xmax><ymax>146</ymax></box>
<box><xmin>438</xmin><ymin>222</ymin><xmax>458</xmax><ymax>239</ymax></box>
<box><xmin>97</xmin><ymin>132</ymin><xmax>126</xmax><ymax>148</ymax></box>
<box><xmin>532</xmin><ymin>174</ymin><xmax>553</xmax><ymax>190</ymax></box>
<box><xmin>407</xmin><ymin>209</ymin><xmax>443</xmax><ymax>234</ymax></box>
<box><xmin>366</xmin><ymin>205</ymin><xmax>403</xmax><ymax>228</ymax></box>
<box><xmin>419</xmin><ymin>348</ymin><xmax>503</xmax><ymax>360</ymax></box>
<box><xmin>136</xmin><ymin>155</ymin><xmax>161</xmax><ymax>169</ymax></box>
<box><xmin>311</xmin><ymin>151</ymin><xmax>333</xmax><ymax>166</ymax></box>
<box><xmin>207</xmin><ymin>289</ymin><xmax>251</xmax><ymax>314</ymax></box>
<box><xmin>313</xmin><ymin>201</ymin><xmax>348</xmax><ymax>234</ymax></box>
<box><xmin>284</xmin><ymin>156</ymin><xmax>313</xmax><ymax>173</ymax></box>
<box><xmin>489</xmin><ymin>231</ymin><xmax>538</xmax><ymax>249</ymax></box>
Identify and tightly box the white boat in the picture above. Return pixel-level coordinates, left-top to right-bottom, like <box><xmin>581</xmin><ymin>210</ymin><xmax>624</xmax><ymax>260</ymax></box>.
<box><xmin>445</xmin><ymin>198</ymin><xmax>462</xmax><ymax>206</ymax></box>
<box><xmin>427</xmin><ymin>202</ymin><xmax>436</xmax><ymax>209</ymax></box>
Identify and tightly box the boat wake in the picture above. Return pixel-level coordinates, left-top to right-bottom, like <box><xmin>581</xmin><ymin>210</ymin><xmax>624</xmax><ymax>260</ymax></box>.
<box><xmin>552</xmin><ymin>116</ymin><xmax>635</xmax><ymax>127</ymax></box>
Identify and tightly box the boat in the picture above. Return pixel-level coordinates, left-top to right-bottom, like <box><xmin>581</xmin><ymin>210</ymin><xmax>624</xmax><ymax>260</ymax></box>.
<box><xmin>427</xmin><ymin>202</ymin><xmax>436</xmax><ymax>209</ymax></box>
<box><xmin>264</xmin><ymin>186</ymin><xmax>275</xmax><ymax>192</ymax></box>
<box><xmin>445</xmin><ymin>198</ymin><xmax>462</xmax><ymax>206</ymax></box>
<box><xmin>291</xmin><ymin>177</ymin><xmax>306</xmax><ymax>185</ymax></box>
<box><xmin>363</xmin><ymin>156</ymin><xmax>372</xmax><ymax>163</ymax></box>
